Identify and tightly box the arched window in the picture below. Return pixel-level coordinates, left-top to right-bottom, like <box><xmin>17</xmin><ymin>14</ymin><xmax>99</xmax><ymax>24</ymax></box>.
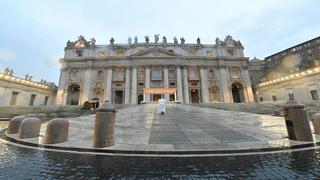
<box><xmin>97</xmin><ymin>71</ymin><xmax>103</xmax><ymax>80</ymax></box>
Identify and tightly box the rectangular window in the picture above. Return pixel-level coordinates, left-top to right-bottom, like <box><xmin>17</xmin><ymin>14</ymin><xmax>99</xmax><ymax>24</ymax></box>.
<box><xmin>272</xmin><ymin>95</ymin><xmax>277</xmax><ymax>101</ymax></box>
<box><xmin>76</xmin><ymin>50</ymin><xmax>83</xmax><ymax>57</ymax></box>
<box><xmin>151</xmin><ymin>67</ymin><xmax>162</xmax><ymax>80</ymax></box>
<box><xmin>168</xmin><ymin>68</ymin><xmax>176</xmax><ymax>80</ymax></box>
<box><xmin>311</xmin><ymin>90</ymin><xmax>319</xmax><ymax>100</ymax></box>
<box><xmin>44</xmin><ymin>96</ymin><xmax>49</xmax><ymax>105</ymax></box>
<box><xmin>113</xmin><ymin>67</ymin><xmax>125</xmax><ymax>82</ymax></box>
<box><xmin>208</xmin><ymin>68</ymin><xmax>215</xmax><ymax>80</ymax></box>
<box><xmin>10</xmin><ymin>92</ymin><xmax>19</xmax><ymax>105</ymax></box>
<box><xmin>30</xmin><ymin>94</ymin><xmax>36</xmax><ymax>106</ymax></box>
<box><xmin>138</xmin><ymin>68</ymin><xmax>145</xmax><ymax>80</ymax></box>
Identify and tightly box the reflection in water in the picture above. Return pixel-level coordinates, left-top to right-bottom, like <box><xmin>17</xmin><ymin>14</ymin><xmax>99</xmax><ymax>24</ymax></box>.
<box><xmin>1</xmin><ymin>141</ymin><xmax>320</xmax><ymax>179</ymax></box>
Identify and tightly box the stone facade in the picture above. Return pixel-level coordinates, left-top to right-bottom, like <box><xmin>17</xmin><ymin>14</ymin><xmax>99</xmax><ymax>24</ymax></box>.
<box><xmin>57</xmin><ymin>35</ymin><xmax>255</xmax><ymax>105</ymax></box>
<box><xmin>0</xmin><ymin>69</ymin><xmax>57</xmax><ymax>106</ymax></box>
<box><xmin>254</xmin><ymin>36</ymin><xmax>320</xmax><ymax>104</ymax></box>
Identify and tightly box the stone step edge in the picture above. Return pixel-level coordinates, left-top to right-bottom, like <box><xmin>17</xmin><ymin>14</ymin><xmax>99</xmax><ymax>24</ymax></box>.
<box><xmin>1</xmin><ymin>129</ymin><xmax>319</xmax><ymax>156</ymax></box>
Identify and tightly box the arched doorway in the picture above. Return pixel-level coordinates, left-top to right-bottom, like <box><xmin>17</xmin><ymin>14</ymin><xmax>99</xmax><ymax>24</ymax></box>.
<box><xmin>67</xmin><ymin>84</ymin><xmax>80</xmax><ymax>105</ymax></box>
<box><xmin>231</xmin><ymin>82</ymin><xmax>244</xmax><ymax>103</ymax></box>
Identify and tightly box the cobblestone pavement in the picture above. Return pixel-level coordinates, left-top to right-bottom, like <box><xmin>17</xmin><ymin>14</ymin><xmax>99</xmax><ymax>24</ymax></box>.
<box><xmin>1</xmin><ymin>139</ymin><xmax>320</xmax><ymax>179</ymax></box>
<box><xmin>7</xmin><ymin>103</ymin><xmax>318</xmax><ymax>151</ymax></box>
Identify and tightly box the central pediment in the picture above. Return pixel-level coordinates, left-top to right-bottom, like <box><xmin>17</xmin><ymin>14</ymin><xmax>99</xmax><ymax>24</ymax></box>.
<box><xmin>130</xmin><ymin>47</ymin><xmax>179</xmax><ymax>57</ymax></box>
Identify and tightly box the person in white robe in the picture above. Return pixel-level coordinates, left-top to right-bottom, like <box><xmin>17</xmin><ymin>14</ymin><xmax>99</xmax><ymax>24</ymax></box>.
<box><xmin>158</xmin><ymin>98</ymin><xmax>166</xmax><ymax>114</ymax></box>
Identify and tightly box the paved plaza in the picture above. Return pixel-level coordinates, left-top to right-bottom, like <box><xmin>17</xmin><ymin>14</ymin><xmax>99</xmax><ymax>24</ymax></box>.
<box><xmin>5</xmin><ymin>103</ymin><xmax>319</xmax><ymax>152</ymax></box>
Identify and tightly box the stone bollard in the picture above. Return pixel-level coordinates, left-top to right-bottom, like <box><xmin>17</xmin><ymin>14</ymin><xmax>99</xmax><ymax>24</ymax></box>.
<box><xmin>18</xmin><ymin>117</ymin><xmax>41</xmax><ymax>139</ymax></box>
<box><xmin>50</xmin><ymin>113</ymin><xmax>58</xmax><ymax>119</ymax></box>
<box><xmin>43</xmin><ymin>118</ymin><xmax>69</xmax><ymax>144</ymax></box>
<box><xmin>311</xmin><ymin>113</ymin><xmax>320</xmax><ymax>134</ymax></box>
<box><xmin>92</xmin><ymin>101</ymin><xmax>116</xmax><ymax>148</ymax></box>
<box><xmin>282</xmin><ymin>99</ymin><xmax>313</xmax><ymax>141</ymax></box>
<box><xmin>7</xmin><ymin>116</ymin><xmax>26</xmax><ymax>134</ymax></box>
<box><xmin>38</xmin><ymin>113</ymin><xmax>48</xmax><ymax>123</ymax></box>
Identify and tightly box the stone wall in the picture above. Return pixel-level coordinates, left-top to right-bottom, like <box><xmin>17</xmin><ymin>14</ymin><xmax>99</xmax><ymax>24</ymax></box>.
<box><xmin>0</xmin><ymin>105</ymin><xmax>91</xmax><ymax>118</ymax></box>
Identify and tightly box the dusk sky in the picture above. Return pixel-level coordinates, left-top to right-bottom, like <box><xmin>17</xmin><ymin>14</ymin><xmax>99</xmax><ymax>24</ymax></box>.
<box><xmin>0</xmin><ymin>0</ymin><xmax>319</xmax><ymax>84</ymax></box>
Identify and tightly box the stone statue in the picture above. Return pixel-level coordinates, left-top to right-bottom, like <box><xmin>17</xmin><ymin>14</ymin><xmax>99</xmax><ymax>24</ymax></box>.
<box><xmin>145</xmin><ymin>36</ymin><xmax>149</xmax><ymax>43</ymax></box>
<box><xmin>226</xmin><ymin>35</ymin><xmax>233</xmax><ymax>40</ymax></box>
<box><xmin>25</xmin><ymin>74</ymin><xmax>29</xmax><ymax>80</ymax></box>
<box><xmin>173</xmin><ymin>37</ymin><xmax>178</xmax><ymax>45</ymax></box>
<box><xmin>154</xmin><ymin>34</ymin><xmax>159</xmax><ymax>43</ymax></box>
<box><xmin>162</xmin><ymin>36</ymin><xmax>167</xmax><ymax>45</ymax></box>
<box><xmin>28</xmin><ymin>75</ymin><xmax>33</xmax><ymax>81</ymax></box>
<box><xmin>90</xmin><ymin>37</ymin><xmax>96</xmax><ymax>46</ymax></box>
<box><xmin>288</xmin><ymin>93</ymin><xmax>294</xmax><ymax>100</ymax></box>
<box><xmin>9</xmin><ymin>69</ymin><xmax>13</xmax><ymax>76</ymax></box>
<box><xmin>180</xmin><ymin>37</ymin><xmax>185</xmax><ymax>45</ymax></box>
<box><xmin>4</xmin><ymin>68</ymin><xmax>9</xmax><ymax>75</ymax></box>
<box><xmin>66</xmin><ymin>40</ymin><xmax>73</xmax><ymax>48</ymax></box>
<box><xmin>134</xmin><ymin>36</ymin><xmax>138</xmax><ymax>44</ymax></box>
<box><xmin>197</xmin><ymin>37</ymin><xmax>201</xmax><ymax>45</ymax></box>
<box><xmin>128</xmin><ymin>37</ymin><xmax>132</xmax><ymax>45</ymax></box>
<box><xmin>110</xmin><ymin>37</ymin><xmax>115</xmax><ymax>45</ymax></box>
<box><xmin>215</xmin><ymin>37</ymin><xmax>221</xmax><ymax>45</ymax></box>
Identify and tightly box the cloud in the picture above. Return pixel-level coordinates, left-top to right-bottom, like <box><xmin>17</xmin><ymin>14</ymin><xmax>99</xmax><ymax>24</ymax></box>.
<box><xmin>0</xmin><ymin>47</ymin><xmax>17</xmax><ymax>61</ymax></box>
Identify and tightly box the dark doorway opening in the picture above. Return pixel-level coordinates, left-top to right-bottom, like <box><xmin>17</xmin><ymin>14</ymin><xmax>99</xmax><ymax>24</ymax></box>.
<box><xmin>114</xmin><ymin>90</ymin><xmax>123</xmax><ymax>104</ymax></box>
<box><xmin>138</xmin><ymin>94</ymin><xmax>143</xmax><ymax>104</ymax></box>
<box><xmin>152</xmin><ymin>94</ymin><xmax>161</xmax><ymax>101</ymax></box>
<box><xmin>231</xmin><ymin>82</ymin><xmax>244</xmax><ymax>103</ymax></box>
<box><xmin>67</xmin><ymin>84</ymin><xmax>80</xmax><ymax>105</ymax></box>
<box><xmin>190</xmin><ymin>89</ymin><xmax>199</xmax><ymax>103</ymax></box>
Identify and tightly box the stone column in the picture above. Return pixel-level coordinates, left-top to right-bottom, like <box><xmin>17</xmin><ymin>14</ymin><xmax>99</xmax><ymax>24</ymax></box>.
<box><xmin>218</xmin><ymin>64</ymin><xmax>231</xmax><ymax>102</ymax></box>
<box><xmin>163</xmin><ymin>65</ymin><xmax>170</xmax><ymax>101</ymax></box>
<box><xmin>105</xmin><ymin>66</ymin><xmax>113</xmax><ymax>102</ymax></box>
<box><xmin>176</xmin><ymin>65</ymin><xmax>183</xmax><ymax>103</ymax></box>
<box><xmin>242</xmin><ymin>66</ymin><xmax>255</xmax><ymax>102</ymax></box>
<box><xmin>182</xmin><ymin>66</ymin><xmax>190</xmax><ymax>103</ymax></box>
<box><xmin>82</xmin><ymin>67</ymin><xmax>94</xmax><ymax>103</ymax></box>
<box><xmin>56</xmin><ymin>68</ymin><xmax>69</xmax><ymax>105</ymax></box>
<box><xmin>131</xmin><ymin>66</ymin><xmax>138</xmax><ymax>104</ymax></box>
<box><xmin>124</xmin><ymin>67</ymin><xmax>131</xmax><ymax>104</ymax></box>
<box><xmin>145</xmin><ymin>65</ymin><xmax>150</xmax><ymax>102</ymax></box>
<box><xmin>200</xmin><ymin>65</ymin><xmax>209</xmax><ymax>103</ymax></box>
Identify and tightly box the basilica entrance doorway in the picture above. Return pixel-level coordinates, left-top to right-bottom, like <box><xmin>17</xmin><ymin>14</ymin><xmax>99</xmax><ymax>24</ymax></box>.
<box><xmin>231</xmin><ymin>82</ymin><xmax>244</xmax><ymax>103</ymax></box>
<box><xmin>152</xmin><ymin>94</ymin><xmax>161</xmax><ymax>101</ymax></box>
<box><xmin>190</xmin><ymin>89</ymin><xmax>199</xmax><ymax>103</ymax></box>
<box><xmin>114</xmin><ymin>90</ymin><xmax>123</xmax><ymax>104</ymax></box>
<box><xmin>138</xmin><ymin>94</ymin><xmax>144</xmax><ymax>104</ymax></box>
<box><xmin>67</xmin><ymin>84</ymin><xmax>80</xmax><ymax>105</ymax></box>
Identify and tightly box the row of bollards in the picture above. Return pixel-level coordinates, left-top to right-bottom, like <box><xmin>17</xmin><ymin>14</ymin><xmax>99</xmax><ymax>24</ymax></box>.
<box><xmin>7</xmin><ymin>113</ymin><xmax>69</xmax><ymax>144</ymax></box>
<box><xmin>6</xmin><ymin>101</ymin><xmax>116</xmax><ymax>148</ymax></box>
<box><xmin>282</xmin><ymin>98</ymin><xmax>320</xmax><ymax>142</ymax></box>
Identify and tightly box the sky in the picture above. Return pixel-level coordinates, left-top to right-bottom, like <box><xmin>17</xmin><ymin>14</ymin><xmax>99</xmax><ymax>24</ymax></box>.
<box><xmin>0</xmin><ymin>0</ymin><xmax>319</xmax><ymax>84</ymax></box>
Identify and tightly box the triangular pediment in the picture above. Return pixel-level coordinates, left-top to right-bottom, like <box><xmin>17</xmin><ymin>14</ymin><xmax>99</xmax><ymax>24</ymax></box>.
<box><xmin>130</xmin><ymin>47</ymin><xmax>179</xmax><ymax>57</ymax></box>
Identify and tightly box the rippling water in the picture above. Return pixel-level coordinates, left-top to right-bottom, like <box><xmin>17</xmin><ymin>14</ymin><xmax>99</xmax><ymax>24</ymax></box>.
<box><xmin>1</xmin><ymin>140</ymin><xmax>320</xmax><ymax>179</ymax></box>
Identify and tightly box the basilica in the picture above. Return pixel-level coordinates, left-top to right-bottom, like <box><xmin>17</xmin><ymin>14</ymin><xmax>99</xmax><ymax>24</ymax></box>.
<box><xmin>56</xmin><ymin>35</ymin><xmax>255</xmax><ymax>105</ymax></box>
